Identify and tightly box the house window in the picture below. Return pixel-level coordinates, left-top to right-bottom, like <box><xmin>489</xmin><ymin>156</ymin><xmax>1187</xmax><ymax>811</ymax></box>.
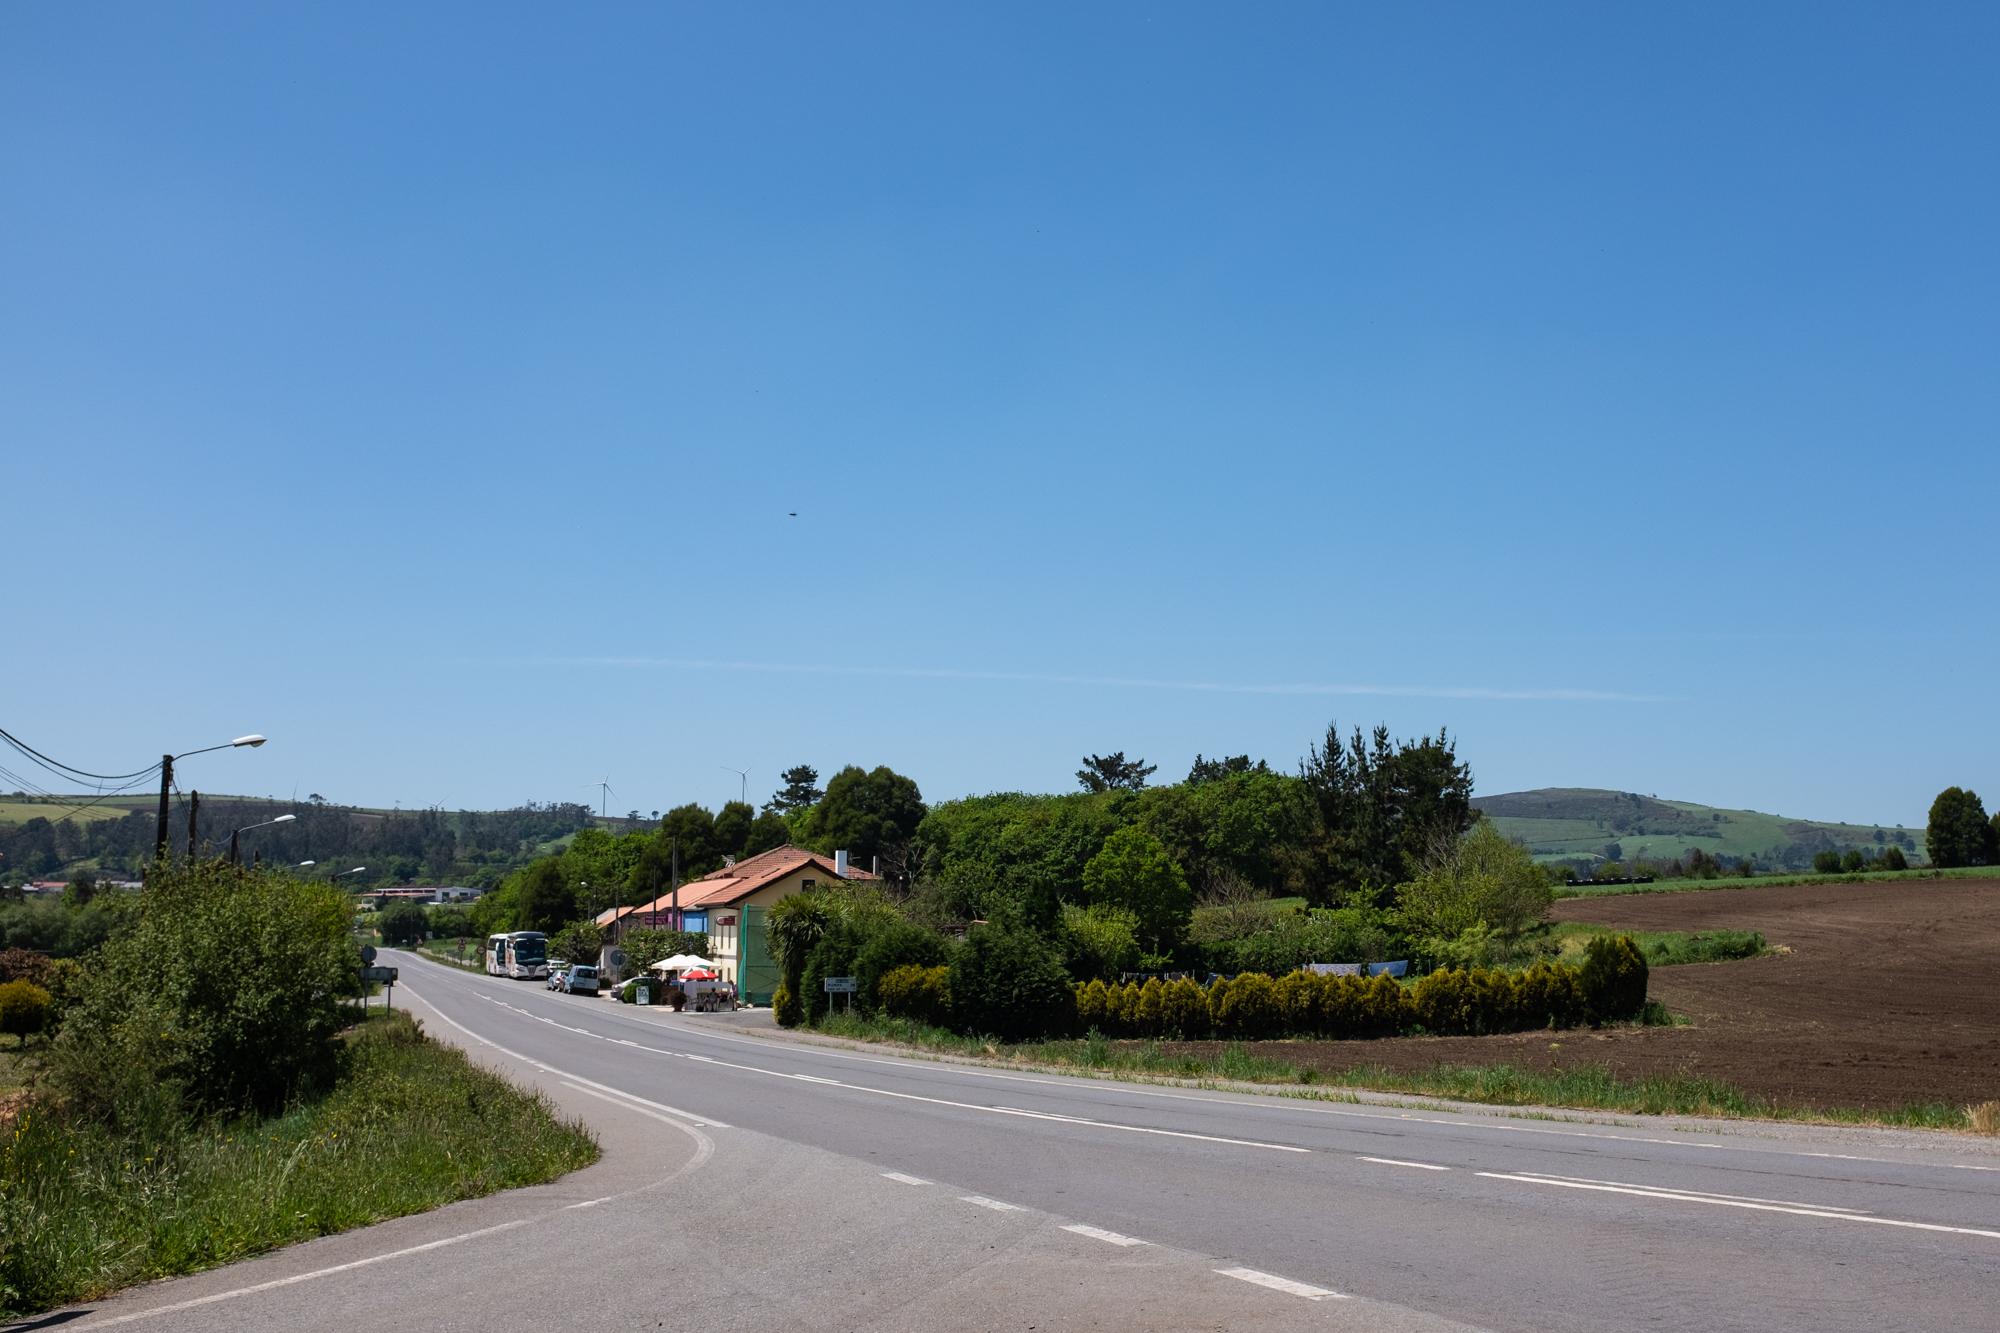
<box><xmin>802</xmin><ymin>879</ymin><xmax>816</xmax><ymax>890</ymax></box>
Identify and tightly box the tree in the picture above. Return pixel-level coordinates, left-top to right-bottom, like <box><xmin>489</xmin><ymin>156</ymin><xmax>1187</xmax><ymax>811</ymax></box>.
<box><xmin>1186</xmin><ymin>754</ymin><xmax>1268</xmax><ymax>785</ymax></box>
<box><xmin>1076</xmin><ymin>752</ymin><xmax>1157</xmax><ymax>794</ymax></box>
<box><xmin>1396</xmin><ymin>822</ymin><xmax>1553</xmax><ymax>944</ymax></box>
<box><xmin>1880</xmin><ymin>844</ymin><xmax>1909</xmax><ymax>871</ymax></box>
<box><xmin>1080</xmin><ymin>827</ymin><xmax>1192</xmax><ymax>956</ymax></box>
<box><xmin>1926</xmin><ymin>787</ymin><xmax>1993</xmax><ymax>868</ymax></box>
<box><xmin>765</xmin><ymin>892</ymin><xmax>834</xmax><ymax>1023</ymax></box>
<box><xmin>548</xmin><ymin>919</ymin><xmax>604</xmax><ymax>964</ymax></box>
<box><xmin>380</xmin><ymin>902</ymin><xmax>429</xmax><ymax>945</ymax></box>
<box><xmin>744</xmin><ymin>810</ymin><xmax>791</xmax><ymax>856</ymax></box>
<box><xmin>767</xmin><ymin>765</ymin><xmax>823</xmax><ymax>815</ymax></box>
<box><xmin>658</xmin><ymin>804</ymin><xmax>720</xmax><ymax>877</ymax></box>
<box><xmin>1297</xmin><ymin>723</ymin><xmax>1475</xmax><ymax>906</ymax></box>
<box><xmin>515</xmin><ymin>859</ymin><xmax>577</xmax><ymax>935</ymax></box>
<box><xmin>813</xmin><ymin>765</ymin><xmax>926</xmax><ymax>869</ymax></box>
<box><xmin>712</xmin><ymin>801</ymin><xmax>755</xmax><ymax>860</ymax></box>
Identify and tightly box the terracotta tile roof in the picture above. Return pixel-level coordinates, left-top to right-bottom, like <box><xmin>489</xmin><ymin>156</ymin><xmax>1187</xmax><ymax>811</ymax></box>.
<box><xmin>617</xmin><ymin>844</ymin><xmax>871</xmax><ymax>917</ymax></box>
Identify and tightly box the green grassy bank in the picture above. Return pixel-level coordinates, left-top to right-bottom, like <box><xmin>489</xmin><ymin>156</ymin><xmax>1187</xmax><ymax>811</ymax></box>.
<box><xmin>1553</xmin><ymin>866</ymin><xmax>1992</xmax><ymax>899</ymax></box>
<box><xmin>805</xmin><ymin>1012</ymin><xmax>1990</xmax><ymax>1134</ymax></box>
<box><xmin>0</xmin><ymin>1013</ymin><xmax>597</xmax><ymax>1318</ymax></box>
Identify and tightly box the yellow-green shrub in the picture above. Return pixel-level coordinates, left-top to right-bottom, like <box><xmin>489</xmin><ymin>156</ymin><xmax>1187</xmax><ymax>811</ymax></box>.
<box><xmin>1161</xmin><ymin>977</ymin><xmax>1210</xmax><ymax>1038</ymax></box>
<box><xmin>1134</xmin><ymin>978</ymin><xmax>1166</xmax><ymax>1037</ymax></box>
<box><xmin>877</xmin><ymin>964</ymin><xmax>951</xmax><ymax>1026</ymax></box>
<box><xmin>1075</xmin><ymin>978</ymin><xmax>1110</xmax><ymax>1031</ymax></box>
<box><xmin>1215</xmin><ymin>972</ymin><xmax>1281</xmax><ymax>1039</ymax></box>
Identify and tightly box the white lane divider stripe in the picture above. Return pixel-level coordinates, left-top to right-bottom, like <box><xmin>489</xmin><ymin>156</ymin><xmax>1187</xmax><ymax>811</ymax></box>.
<box><xmin>881</xmin><ymin>1171</ymin><xmax>929</xmax><ymax>1186</ymax></box>
<box><xmin>1479</xmin><ymin>1173</ymin><xmax>2000</xmax><ymax>1240</ymax></box>
<box><xmin>1357</xmin><ymin>1155</ymin><xmax>1449</xmax><ymax>1171</ymax></box>
<box><xmin>960</xmin><ymin>1195</ymin><xmax>1025</xmax><ymax>1212</ymax></box>
<box><xmin>1062</xmin><ymin>1223</ymin><xmax>1148</xmax><ymax>1247</ymax></box>
<box><xmin>1215</xmin><ymin>1267</ymin><xmax>1346</xmax><ymax>1300</ymax></box>
<box><xmin>1952</xmin><ymin>1164</ymin><xmax>2000</xmax><ymax>1172</ymax></box>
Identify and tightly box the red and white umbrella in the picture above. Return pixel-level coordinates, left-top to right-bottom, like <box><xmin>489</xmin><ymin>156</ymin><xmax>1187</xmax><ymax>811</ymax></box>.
<box><xmin>681</xmin><ymin>968</ymin><xmax>719</xmax><ymax>981</ymax></box>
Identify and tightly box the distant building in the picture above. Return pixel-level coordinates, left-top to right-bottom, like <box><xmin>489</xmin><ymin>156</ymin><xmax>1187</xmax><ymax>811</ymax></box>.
<box><xmin>595</xmin><ymin>845</ymin><xmax>874</xmax><ymax>1005</ymax></box>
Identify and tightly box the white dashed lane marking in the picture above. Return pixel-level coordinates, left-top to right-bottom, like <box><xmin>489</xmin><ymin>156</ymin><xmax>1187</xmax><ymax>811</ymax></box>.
<box><xmin>960</xmin><ymin>1195</ymin><xmax>1025</xmax><ymax>1212</ymax></box>
<box><xmin>880</xmin><ymin>1171</ymin><xmax>929</xmax><ymax>1186</ymax></box>
<box><xmin>1215</xmin><ymin>1267</ymin><xmax>1347</xmax><ymax>1301</ymax></box>
<box><xmin>1061</xmin><ymin>1223</ymin><xmax>1148</xmax><ymax>1247</ymax></box>
<box><xmin>1357</xmin><ymin>1155</ymin><xmax>1450</xmax><ymax>1171</ymax></box>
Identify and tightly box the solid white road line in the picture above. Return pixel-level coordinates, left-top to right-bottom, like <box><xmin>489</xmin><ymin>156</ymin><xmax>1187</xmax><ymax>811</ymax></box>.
<box><xmin>1215</xmin><ymin>1267</ymin><xmax>1347</xmax><ymax>1301</ymax></box>
<box><xmin>960</xmin><ymin>1195</ymin><xmax>1026</xmax><ymax>1212</ymax></box>
<box><xmin>1357</xmin><ymin>1156</ymin><xmax>1450</xmax><ymax>1171</ymax></box>
<box><xmin>1503</xmin><ymin>1172</ymin><xmax>1874</xmax><ymax>1213</ymax></box>
<box><xmin>1479</xmin><ymin>1172</ymin><xmax>2000</xmax><ymax>1240</ymax></box>
<box><xmin>881</xmin><ymin>1171</ymin><xmax>930</xmax><ymax>1186</ymax></box>
<box><xmin>407</xmin><ymin>984</ymin><xmax>731</xmax><ymax>1128</ymax></box>
<box><xmin>1061</xmin><ymin>1224</ymin><xmax>1149</xmax><ymax>1247</ymax></box>
<box><xmin>1952</xmin><ymin>1164</ymin><xmax>2000</xmax><ymax>1172</ymax></box>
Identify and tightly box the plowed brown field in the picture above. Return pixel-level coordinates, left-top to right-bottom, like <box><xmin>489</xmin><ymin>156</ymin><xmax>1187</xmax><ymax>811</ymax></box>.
<box><xmin>1146</xmin><ymin>880</ymin><xmax>2000</xmax><ymax>1112</ymax></box>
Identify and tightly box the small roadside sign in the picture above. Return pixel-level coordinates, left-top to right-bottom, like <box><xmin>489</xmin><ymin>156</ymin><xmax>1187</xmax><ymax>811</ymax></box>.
<box><xmin>360</xmin><ymin>945</ymin><xmax>378</xmax><ymax>965</ymax></box>
<box><xmin>359</xmin><ymin>965</ymin><xmax>398</xmax><ymax>983</ymax></box>
<box><xmin>823</xmin><ymin>976</ymin><xmax>858</xmax><ymax>993</ymax></box>
<box><xmin>358</xmin><ymin>964</ymin><xmax>399</xmax><ymax>1013</ymax></box>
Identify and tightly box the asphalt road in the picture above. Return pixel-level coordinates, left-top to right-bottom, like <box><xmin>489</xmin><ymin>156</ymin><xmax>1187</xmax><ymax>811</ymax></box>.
<box><xmin>38</xmin><ymin>951</ymin><xmax>2000</xmax><ymax>1332</ymax></box>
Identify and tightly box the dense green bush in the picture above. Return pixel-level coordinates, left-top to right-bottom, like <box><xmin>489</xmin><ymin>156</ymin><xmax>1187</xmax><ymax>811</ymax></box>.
<box><xmin>1812</xmin><ymin>851</ymin><xmax>1842</xmax><ymax>873</ymax></box>
<box><xmin>46</xmin><ymin>862</ymin><xmax>356</xmax><ymax>1127</ymax></box>
<box><xmin>853</xmin><ymin>918</ymin><xmax>951</xmax><ymax>1014</ymax></box>
<box><xmin>1199</xmin><ymin>904</ymin><xmax>1403</xmax><ymax>976</ymax></box>
<box><xmin>1580</xmin><ymin>935</ymin><xmax>1649</xmax><ymax>1025</ymax></box>
<box><xmin>547</xmin><ymin>920</ymin><xmax>605</xmax><ymax>965</ymax></box>
<box><xmin>1058</xmin><ymin>902</ymin><xmax>1142</xmax><ymax>980</ymax></box>
<box><xmin>877</xmin><ymin>964</ymin><xmax>951</xmax><ymax>1026</ymax></box>
<box><xmin>380</xmin><ymin>902</ymin><xmax>429</xmax><ymax>946</ymax></box>
<box><xmin>0</xmin><ymin>979</ymin><xmax>52</xmax><ymax>1042</ymax></box>
<box><xmin>948</xmin><ymin>920</ymin><xmax>1074</xmax><ymax>1041</ymax></box>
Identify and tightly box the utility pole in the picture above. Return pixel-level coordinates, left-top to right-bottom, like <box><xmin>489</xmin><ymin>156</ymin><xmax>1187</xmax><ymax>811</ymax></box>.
<box><xmin>154</xmin><ymin>754</ymin><xmax>174</xmax><ymax>862</ymax></box>
<box><xmin>669</xmin><ymin>836</ymin><xmax>680</xmax><ymax>931</ymax></box>
<box><xmin>186</xmin><ymin>791</ymin><xmax>200</xmax><ymax>861</ymax></box>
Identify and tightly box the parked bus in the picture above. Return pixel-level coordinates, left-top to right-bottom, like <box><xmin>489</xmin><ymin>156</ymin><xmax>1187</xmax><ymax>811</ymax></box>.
<box><xmin>486</xmin><ymin>931</ymin><xmax>549</xmax><ymax>979</ymax></box>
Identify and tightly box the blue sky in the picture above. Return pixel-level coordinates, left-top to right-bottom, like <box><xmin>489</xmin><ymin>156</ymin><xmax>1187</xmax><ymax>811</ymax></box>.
<box><xmin>4</xmin><ymin>2</ymin><xmax>1994</xmax><ymax>826</ymax></box>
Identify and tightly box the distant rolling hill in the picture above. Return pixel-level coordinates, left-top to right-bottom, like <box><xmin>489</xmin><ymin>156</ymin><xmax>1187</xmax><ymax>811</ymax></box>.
<box><xmin>1473</xmin><ymin>788</ymin><xmax>1926</xmax><ymax>870</ymax></box>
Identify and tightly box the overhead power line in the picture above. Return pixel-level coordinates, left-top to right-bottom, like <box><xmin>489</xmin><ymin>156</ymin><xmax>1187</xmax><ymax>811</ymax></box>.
<box><xmin>0</xmin><ymin>725</ymin><xmax>163</xmax><ymax>785</ymax></box>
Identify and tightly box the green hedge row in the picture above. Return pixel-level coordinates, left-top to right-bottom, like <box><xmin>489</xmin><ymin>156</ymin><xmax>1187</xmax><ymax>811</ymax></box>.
<box><xmin>1074</xmin><ymin>937</ymin><xmax>1647</xmax><ymax>1041</ymax></box>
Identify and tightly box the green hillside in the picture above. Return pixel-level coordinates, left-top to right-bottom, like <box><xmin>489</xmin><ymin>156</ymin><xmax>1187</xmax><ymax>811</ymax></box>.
<box><xmin>1473</xmin><ymin>788</ymin><xmax>1925</xmax><ymax>871</ymax></box>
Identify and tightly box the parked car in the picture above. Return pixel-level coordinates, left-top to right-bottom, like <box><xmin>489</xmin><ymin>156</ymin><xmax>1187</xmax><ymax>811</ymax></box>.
<box><xmin>564</xmin><ymin>964</ymin><xmax>600</xmax><ymax>996</ymax></box>
<box><xmin>546</xmin><ymin>965</ymin><xmax>570</xmax><ymax>991</ymax></box>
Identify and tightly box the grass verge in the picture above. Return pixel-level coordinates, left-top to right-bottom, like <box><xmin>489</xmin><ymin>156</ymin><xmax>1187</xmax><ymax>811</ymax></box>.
<box><xmin>1546</xmin><ymin>924</ymin><xmax>1767</xmax><ymax>967</ymax></box>
<box><xmin>414</xmin><ymin>943</ymin><xmax>485</xmax><ymax>972</ymax></box>
<box><xmin>0</xmin><ymin>1012</ymin><xmax>597</xmax><ymax>1318</ymax></box>
<box><xmin>805</xmin><ymin>1013</ymin><xmax>1984</xmax><ymax>1134</ymax></box>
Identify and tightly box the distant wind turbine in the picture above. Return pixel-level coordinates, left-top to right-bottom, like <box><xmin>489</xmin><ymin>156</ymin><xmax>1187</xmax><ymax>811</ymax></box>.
<box><xmin>587</xmin><ymin>777</ymin><xmax>616</xmax><ymax>820</ymax></box>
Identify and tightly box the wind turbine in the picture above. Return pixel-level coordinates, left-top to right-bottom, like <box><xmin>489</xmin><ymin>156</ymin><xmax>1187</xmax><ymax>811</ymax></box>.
<box><xmin>720</xmin><ymin>765</ymin><xmax>749</xmax><ymax>806</ymax></box>
<box><xmin>587</xmin><ymin>777</ymin><xmax>616</xmax><ymax>821</ymax></box>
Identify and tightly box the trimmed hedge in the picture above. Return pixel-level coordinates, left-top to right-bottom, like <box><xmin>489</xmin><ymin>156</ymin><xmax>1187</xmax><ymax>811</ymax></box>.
<box><xmin>1074</xmin><ymin>943</ymin><xmax>1645</xmax><ymax>1042</ymax></box>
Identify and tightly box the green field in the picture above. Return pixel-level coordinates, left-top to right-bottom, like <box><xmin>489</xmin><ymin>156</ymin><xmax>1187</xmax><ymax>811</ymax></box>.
<box><xmin>1475</xmin><ymin>788</ymin><xmax>1925</xmax><ymax>870</ymax></box>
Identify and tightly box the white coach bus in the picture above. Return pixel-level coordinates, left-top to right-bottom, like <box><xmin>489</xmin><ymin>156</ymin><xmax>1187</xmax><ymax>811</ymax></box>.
<box><xmin>486</xmin><ymin>931</ymin><xmax>549</xmax><ymax>980</ymax></box>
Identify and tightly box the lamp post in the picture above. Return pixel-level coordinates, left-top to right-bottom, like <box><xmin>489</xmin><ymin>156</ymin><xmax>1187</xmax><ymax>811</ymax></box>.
<box><xmin>228</xmin><ymin>813</ymin><xmax>296</xmax><ymax>865</ymax></box>
<box><xmin>154</xmin><ymin>735</ymin><xmax>267</xmax><ymax>861</ymax></box>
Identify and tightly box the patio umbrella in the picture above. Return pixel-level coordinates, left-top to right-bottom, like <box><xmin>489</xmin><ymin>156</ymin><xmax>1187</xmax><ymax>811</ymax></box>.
<box><xmin>681</xmin><ymin>968</ymin><xmax>719</xmax><ymax>981</ymax></box>
<box><xmin>648</xmin><ymin>953</ymin><xmax>719</xmax><ymax>972</ymax></box>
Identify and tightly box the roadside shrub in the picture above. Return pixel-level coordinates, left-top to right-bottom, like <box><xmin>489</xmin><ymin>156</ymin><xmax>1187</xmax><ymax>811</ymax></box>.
<box><xmin>1580</xmin><ymin>934</ymin><xmax>1649</xmax><ymax>1025</ymax></box>
<box><xmin>1357</xmin><ymin>973</ymin><xmax>1411</xmax><ymax>1037</ymax></box>
<box><xmin>1133</xmin><ymin>977</ymin><xmax>1166</xmax><ymax>1037</ymax></box>
<box><xmin>1514</xmin><ymin>961</ymin><xmax>1585</xmax><ymax>1030</ymax></box>
<box><xmin>1273</xmin><ymin>970</ymin><xmax>1318</xmax><ymax>1035</ymax></box>
<box><xmin>547</xmin><ymin>919</ymin><xmax>605</xmax><ymax>965</ymax></box>
<box><xmin>1214</xmin><ymin>972</ymin><xmax>1281</xmax><ymax>1039</ymax></box>
<box><xmin>1879</xmin><ymin>845</ymin><xmax>1909</xmax><ymax>871</ymax></box>
<box><xmin>1411</xmin><ymin>968</ymin><xmax>1475</xmax><ymax>1035</ymax></box>
<box><xmin>0</xmin><ymin>948</ymin><xmax>56</xmax><ymax>989</ymax></box>
<box><xmin>877</xmin><ymin>964</ymin><xmax>951</xmax><ymax>1027</ymax></box>
<box><xmin>772</xmin><ymin>980</ymin><xmax>802</xmax><ymax>1027</ymax></box>
<box><xmin>46</xmin><ymin>861</ymin><xmax>355</xmax><ymax>1126</ymax></box>
<box><xmin>379</xmin><ymin>902</ymin><xmax>429</xmax><ymax>946</ymax></box>
<box><xmin>1160</xmin><ymin>977</ymin><xmax>1210</xmax><ymax>1038</ymax></box>
<box><xmin>1075</xmin><ymin>978</ymin><xmax>1110</xmax><ymax>1031</ymax></box>
<box><xmin>1815</xmin><ymin>850</ymin><xmax>1843</xmax><ymax>873</ymax></box>
<box><xmin>948</xmin><ymin>920</ymin><xmax>1074</xmax><ymax>1041</ymax></box>
<box><xmin>0</xmin><ymin>979</ymin><xmax>52</xmax><ymax>1042</ymax></box>
<box><xmin>853</xmin><ymin>918</ymin><xmax>950</xmax><ymax>1015</ymax></box>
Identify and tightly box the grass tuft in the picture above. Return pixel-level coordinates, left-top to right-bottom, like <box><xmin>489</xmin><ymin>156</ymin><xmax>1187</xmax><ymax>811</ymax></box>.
<box><xmin>1970</xmin><ymin>1101</ymin><xmax>2000</xmax><ymax>1136</ymax></box>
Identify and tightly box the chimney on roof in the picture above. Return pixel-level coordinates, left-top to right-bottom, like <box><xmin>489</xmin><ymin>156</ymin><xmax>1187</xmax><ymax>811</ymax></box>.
<box><xmin>834</xmin><ymin>849</ymin><xmax>850</xmax><ymax>879</ymax></box>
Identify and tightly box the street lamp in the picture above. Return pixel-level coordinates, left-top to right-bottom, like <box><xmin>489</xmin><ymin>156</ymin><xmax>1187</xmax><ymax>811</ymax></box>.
<box><xmin>154</xmin><ymin>735</ymin><xmax>267</xmax><ymax>860</ymax></box>
<box><xmin>229</xmin><ymin>812</ymin><xmax>296</xmax><ymax>865</ymax></box>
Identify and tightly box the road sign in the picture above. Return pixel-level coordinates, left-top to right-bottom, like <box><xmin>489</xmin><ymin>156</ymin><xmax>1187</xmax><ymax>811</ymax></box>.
<box><xmin>360</xmin><ymin>965</ymin><xmax>398</xmax><ymax>983</ymax></box>
<box><xmin>360</xmin><ymin>945</ymin><xmax>377</xmax><ymax>965</ymax></box>
<box><xmin>823</xmin><ymin>976</ymin><xmax>858</xmax><ymax>993</ymax></box>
